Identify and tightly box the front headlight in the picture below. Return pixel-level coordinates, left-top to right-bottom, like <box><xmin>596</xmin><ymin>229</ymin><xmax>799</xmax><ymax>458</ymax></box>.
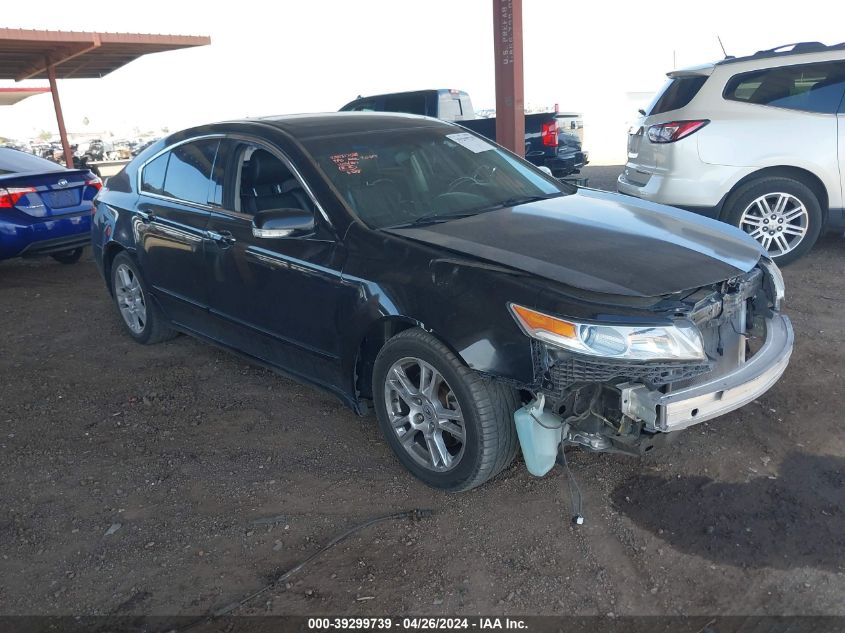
<box><xmin>510</xmin><ymin>303</ymin><xmax>706</xmax><ymax>362</ymax></box>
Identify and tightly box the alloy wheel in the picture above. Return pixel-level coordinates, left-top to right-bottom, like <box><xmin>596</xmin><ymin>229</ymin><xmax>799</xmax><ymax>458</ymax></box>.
<box><xmin>739</xmin><ymin>192</ymin><xmax>808</xmax><ymax>257</ymax></box>
<box><xmin>114</xmin><ymin>263</ymin><xmax>147</xmax><ymax>334</ymax></box>
<box><xmin>383</xmin><ymin>357</ymin><xmax>466</xmax><ymax>472</ymax></box>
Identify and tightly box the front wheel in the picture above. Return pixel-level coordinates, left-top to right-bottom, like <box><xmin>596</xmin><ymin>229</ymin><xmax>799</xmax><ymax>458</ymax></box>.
<box><xmin>723</xmin><ymin>177</ymin><xmax>822</xmax><ymax>266</ymax></box>
<box><xmin>372</xmin><ymin>328</ymin><xmax>519</xmax><ymax>492</ymax></box>
<box><xmin>50</xmin><ymin>247</ymin><xmax>84</xmax><ymax>264</ymax></box>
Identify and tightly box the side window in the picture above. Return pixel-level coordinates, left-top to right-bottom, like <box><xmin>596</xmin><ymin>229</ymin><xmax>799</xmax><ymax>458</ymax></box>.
<box><xmin>140</xmin><ymin>152</ymin><xmax>169</xmax><ymax>195</ymax></box>
<box><xmin>161</xmin><ymin>139</ymin><xmax>220</xmax><ymax>205</ymax></box>
<box><xmin>228</xmin><ymin>142</ymin><xmax>315</xmax><ymax>216</ymax></box>
<box><xmin>724</xmin><ymin>61</ymin><xmax>845</xmax><ymax>114</ymax></box>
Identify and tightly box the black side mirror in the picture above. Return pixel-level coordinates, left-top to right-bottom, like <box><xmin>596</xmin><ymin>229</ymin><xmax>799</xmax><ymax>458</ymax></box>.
<box><xmin>252</xmin><ymin>208</ymin><xmax>315</xmax><ymax>239</ymax></box>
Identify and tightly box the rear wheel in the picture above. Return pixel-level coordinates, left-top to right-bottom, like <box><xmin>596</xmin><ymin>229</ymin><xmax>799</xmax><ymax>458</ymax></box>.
<box><xmin>372</xmin><ymin>328</ymin><xmax>519</xmax><ymax>492</ymax></box>
<box><xmin>50</xmin><ymin>247</ymin><xmax>84</xmax><ymax>264</ymax></box>
<box><xmin>723</xmin><ymin>177</ymin><xmax>822</xmax><ymax>265</ymax></box>
<box><xmin>110</xmin><ymin>252</ymin><xmax>175</xmax><ymax>344</ymax></box>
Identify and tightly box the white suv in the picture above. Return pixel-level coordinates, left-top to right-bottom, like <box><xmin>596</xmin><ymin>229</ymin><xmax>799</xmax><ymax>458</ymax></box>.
<box><xmin>618</xmin><ymin>42</ymin><xmax>845</xmax><ymax>264</ymax></box>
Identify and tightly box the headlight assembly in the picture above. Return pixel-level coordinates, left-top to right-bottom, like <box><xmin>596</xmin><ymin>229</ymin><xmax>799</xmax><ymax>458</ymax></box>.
<box><xmin>509</xmin><ymin>303</ymin><xmax>706</xmax><ymax>362</ymax></box>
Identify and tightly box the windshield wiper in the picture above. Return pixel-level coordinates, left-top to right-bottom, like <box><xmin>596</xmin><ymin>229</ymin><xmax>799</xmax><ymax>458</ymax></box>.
<box><xmin>471</xmin><ymin>193</ymin><xmax>562</xmax><ymax>214</ymax></box>
<box><xmin>384</xmin><ymin>194</ymin><xmax>562</xmax><ymax>230</ymax></box>
<box><xmin>385</xmin><ymin>211</ymin><xmax>485</xmax><ymax>229</ymax></box>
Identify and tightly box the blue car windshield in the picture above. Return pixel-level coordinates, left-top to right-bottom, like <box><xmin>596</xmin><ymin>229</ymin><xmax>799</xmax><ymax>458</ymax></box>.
<box><xmin>304</xmin><ymin>126</ymin><xmax>570</xmax><ymax>229</ymax></box>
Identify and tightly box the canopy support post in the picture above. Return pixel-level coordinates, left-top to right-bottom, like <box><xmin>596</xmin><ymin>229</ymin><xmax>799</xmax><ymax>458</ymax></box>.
<box><xmin>46</xmin><ymin>59</ymin><xmax>73</xmax><ymax>168</ymax></box>
<box><xmin>493</xmin><ymin>0</ymin><xmax>525</xmax><ymax>156</ymax></box>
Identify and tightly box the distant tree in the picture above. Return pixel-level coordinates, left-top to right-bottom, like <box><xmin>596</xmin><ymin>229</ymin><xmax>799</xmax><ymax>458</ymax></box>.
<box><xmin>82</xmin><ymin>116</ymin><xmax>90</xmax><ymax>126</ymax></box>
<box><xmin>160</xmin><ymin>126</ymin><xmax>170</xmax><ymax>134</ymax></box>
<box><xmin>37</xmin><ymin>130</ymin><xmax>52</xmax><ymax>141</ymax></box>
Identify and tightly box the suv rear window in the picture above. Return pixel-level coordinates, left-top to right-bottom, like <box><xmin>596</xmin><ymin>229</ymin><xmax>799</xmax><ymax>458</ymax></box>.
<box><xmin>647</xmin><ymin>76</ymin><xmax>708</xmax><ymax>116</ymax></box>
<box><xmin>724</xmin><ymin>61</ymin><xmax>845</xmax><ymax>114</ymax></box>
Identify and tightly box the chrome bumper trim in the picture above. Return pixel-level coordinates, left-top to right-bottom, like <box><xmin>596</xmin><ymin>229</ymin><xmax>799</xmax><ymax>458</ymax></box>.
<box><xmin>621</xmin><ymin>314</ymin><xmax>793</xmax><ymax>432</ymax></box>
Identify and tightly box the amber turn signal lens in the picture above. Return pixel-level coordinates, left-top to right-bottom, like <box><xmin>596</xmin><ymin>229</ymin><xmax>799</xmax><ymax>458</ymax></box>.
<box><xmin>511</xmin><ymin>304</ymin><xmax>577</xmax><ymax>339</ymax></box>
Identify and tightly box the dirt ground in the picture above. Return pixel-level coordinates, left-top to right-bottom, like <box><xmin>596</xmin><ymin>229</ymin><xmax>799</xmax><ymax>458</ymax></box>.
<box><xmin>1</xmin><ymin>166</ymin><xmax>844</xmax><ymax>617</ymax></box>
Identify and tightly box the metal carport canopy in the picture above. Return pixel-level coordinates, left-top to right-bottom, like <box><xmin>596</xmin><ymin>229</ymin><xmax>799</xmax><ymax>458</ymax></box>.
<box><xmin>0</xmin><ymin>28</ymin><xmax>210</xmax><ymax>166</ymax></box>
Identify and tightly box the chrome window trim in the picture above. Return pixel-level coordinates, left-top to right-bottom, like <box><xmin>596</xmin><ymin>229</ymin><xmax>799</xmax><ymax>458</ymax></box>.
<box><xmin>135</xmin><ymin>132</ymin><xmax>332</xmax><ymax>229</ymax></box>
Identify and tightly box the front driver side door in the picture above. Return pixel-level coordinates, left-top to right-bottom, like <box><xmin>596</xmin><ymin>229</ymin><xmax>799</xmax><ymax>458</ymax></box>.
<box><xmin>202</xmin><ymin>137</ymin><xmax>348</xmax><ymax>391</ymax></box>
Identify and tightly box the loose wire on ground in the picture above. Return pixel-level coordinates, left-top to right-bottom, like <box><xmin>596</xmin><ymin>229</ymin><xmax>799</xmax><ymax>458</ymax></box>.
<box><xmin>181</xmin><ymin>508</ymin><xmax>435</xmax><ymax>630</ymax></box>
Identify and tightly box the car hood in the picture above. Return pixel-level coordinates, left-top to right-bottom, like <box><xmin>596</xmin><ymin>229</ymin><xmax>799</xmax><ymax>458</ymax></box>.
<box><xmin>385</xmin><ymin>188</ymin><xmax>763</xmax><ymax>298</ymax></box>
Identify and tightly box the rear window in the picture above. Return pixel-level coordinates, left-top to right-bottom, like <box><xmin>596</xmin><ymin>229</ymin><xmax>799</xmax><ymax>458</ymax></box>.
<box><xmin>0</xmin><ymin>148</ymin><xmax>64</xmax><ymax>176</ymax></box>
<box><xmin>382</xmin><ymin>93</ymin><xmax>428</xmax><ymax>116</ymax></box>
<box><xmin>724</xmin><ymin>61</ymin><xmax>845</xmax><ymax>114</ymax></box>
<box><xmin>342</xmin><ymin>99</ymin><xmax>376</xmax><ymax>112</ymax></box>
<box><xmin>647</xmin><ymin>76</ymin><xmax>708</xmax><ymax>116</ymax></box>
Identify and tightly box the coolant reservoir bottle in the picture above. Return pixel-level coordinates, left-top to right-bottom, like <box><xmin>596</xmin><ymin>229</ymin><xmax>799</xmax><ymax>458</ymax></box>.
<box><xmin>514</xmin><ymin>395</ymin><xmax>563</xmax><ymax>477</ymax></box>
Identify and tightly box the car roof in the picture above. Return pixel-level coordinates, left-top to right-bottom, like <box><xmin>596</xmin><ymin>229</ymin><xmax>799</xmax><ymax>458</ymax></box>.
<box><xmin>715</xmin><ymin>41</ymin><xmax>845</xmax><ymax>67</ymax></box>
<box><xmin>252</xmin><ymin>112</ymin><xmax>455</xmax><ymax>140</ymax></box>
<box><xmin>668</xmin><ymin>42</ymin><xmax>845</xmax><ymax>78</ymax></box>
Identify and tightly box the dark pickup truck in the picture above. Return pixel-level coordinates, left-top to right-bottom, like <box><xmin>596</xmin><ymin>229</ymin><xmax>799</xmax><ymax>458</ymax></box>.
<box><xmin>340</xmin><ymin>89</ymin><xmax>588</xmax><ymax>178</ymax></box>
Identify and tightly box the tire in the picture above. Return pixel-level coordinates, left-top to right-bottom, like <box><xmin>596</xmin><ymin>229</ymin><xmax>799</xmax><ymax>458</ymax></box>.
<box><xmin>723</xmin><ymin>176</ymin><xmax>823</xmax><ymax>266</ymax></box>
<box><xmin>110</xmin><ymin>252</ymin><xmax>176</xmax><ymax>344</ymax></box>
<box><xmin>372</xmin><ymin>328</ymin><xmax>520</xmax><ymax>492</ymax></box>
<box><xmin>50</xmin><ymin>247</ymin><xmax>84</xmax><ymax>264</ymax></box>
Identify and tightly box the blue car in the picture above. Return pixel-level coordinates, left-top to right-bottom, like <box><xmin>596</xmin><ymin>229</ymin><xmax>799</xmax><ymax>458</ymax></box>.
<box><xmin>0</xmin><ymin>148</ymin><xmax>101</xmax><ymax>264</ymax></box>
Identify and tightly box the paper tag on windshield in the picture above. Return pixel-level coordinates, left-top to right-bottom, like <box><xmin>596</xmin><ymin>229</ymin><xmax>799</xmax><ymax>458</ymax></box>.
<box><xmin>446</xmin><ymin>132</ymin><xmax>494</xmax><ymax>153</ymax></box>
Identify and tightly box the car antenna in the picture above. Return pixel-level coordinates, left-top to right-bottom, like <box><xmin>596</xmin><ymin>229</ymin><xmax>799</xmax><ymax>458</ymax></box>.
<box><xmin>717</xmin><ymin>35</ymin><xmax>730</xmax><ymax>59</ymax></box>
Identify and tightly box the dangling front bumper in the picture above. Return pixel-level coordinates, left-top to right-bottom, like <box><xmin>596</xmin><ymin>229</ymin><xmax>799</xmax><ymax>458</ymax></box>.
<box><xmin>619</xmin><ymin>313</ymin><xmax>793</xmax><ymax>432</ymax></box>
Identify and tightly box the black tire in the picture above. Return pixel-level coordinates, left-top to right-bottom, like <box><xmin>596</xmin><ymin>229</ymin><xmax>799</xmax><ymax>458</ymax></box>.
<box><xmin>50</xmin><ymin>247</ymin><xmax>84</xmax><ymax>264</ymax></box>
<box><xmin>723</xmin><ymin>176</ymin><xmax>823</xmax><ymax>266</ymax></box>
<box><xmin>372</xmin><ymin>328</ymin><xmax>519</xmax><ymax>492</ymax></box>
<box><xmin>110</xmin><ymin>251</ymin><xmax>176</xmax><ymax>345</ymax></box>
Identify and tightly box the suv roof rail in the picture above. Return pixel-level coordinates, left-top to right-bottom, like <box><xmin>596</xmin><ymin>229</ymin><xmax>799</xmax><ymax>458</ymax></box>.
<box><xmin>716</xmin><ymin>41</ymin><xmax>845</xmax><ymax>66</ymax></box>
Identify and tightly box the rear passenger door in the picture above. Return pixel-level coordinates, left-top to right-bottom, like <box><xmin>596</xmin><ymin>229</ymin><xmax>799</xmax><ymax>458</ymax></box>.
<box><xmin>202</xmin><ymin>138</ymin><xmax>347</xmax><ymax>388</ymax></box>
<box><xmin>136</xmin><ymin>137</ymin><xmax>221</xmax><ymax>329</ymax></box>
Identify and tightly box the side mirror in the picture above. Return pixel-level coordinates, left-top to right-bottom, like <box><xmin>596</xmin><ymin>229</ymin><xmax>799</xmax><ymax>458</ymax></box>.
<box><xmin>252</xmin><ymin>208</ymin><xmax>315</xmax><ymax>239</ymax></box>
<box><xmin>537</xmin><ymin>166</ymin><xmax>553</xmax><ymax>176</ymax></box>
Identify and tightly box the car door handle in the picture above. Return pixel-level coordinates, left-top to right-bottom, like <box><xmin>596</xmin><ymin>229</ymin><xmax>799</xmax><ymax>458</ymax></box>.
<box><xmin>137</xmin><ymin>210</ymin><xmax>156</xmax><ymax>224</ymax></box>
<box><xmin>206</xmin><ymin>230</ymin><xmax>236</xmax><ymax>247</ymax></box>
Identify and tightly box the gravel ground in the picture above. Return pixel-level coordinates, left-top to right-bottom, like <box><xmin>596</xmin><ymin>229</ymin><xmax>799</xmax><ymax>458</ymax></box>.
<box><xmin>1</xmin><ymin>167</ymin><xmax>844</xmax><ymax>617</ymax></box>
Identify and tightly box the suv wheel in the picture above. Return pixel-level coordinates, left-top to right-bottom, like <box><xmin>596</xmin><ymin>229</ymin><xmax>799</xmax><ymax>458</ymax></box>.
<box><xmin>110</xmin><ymin>252</ymin><xmax>176</xmax><ymax>344</ymax></box>
<box><xmin>724</xmin><ymin>177</ymin><xmax>822</xmax><ymax>265</ymax></box>
<box><xmin>372</xmin><ymin>328</ymin><xmax>520</xmax><ymax>492</ymax></box>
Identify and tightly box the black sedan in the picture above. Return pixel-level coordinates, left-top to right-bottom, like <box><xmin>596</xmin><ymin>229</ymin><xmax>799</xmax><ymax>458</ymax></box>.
<box><xmin>92</xmin><ymin>113</ymin><xmax>791</xmax><ymax>491</ymax></box>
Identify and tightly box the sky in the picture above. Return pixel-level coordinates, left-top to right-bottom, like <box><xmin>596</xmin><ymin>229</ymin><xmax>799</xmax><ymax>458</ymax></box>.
<box><xmin>2</xmin><ymin>0</ymin><xmax>843</xmax><ymax>163</ymax></box>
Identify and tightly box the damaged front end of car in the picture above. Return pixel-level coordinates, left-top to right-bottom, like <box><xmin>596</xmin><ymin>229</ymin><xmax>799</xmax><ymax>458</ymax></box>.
<box><xmin>511</xmin><ymin>257</ymin><xmax>793</xmax><ymax>476</ymax></box>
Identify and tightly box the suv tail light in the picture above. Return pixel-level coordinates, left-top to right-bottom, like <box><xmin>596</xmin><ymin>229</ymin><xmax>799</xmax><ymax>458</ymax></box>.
<box><xmin>646</xmin><ymin>120</ymin><xmax>709</xmax><ymax>143</ymax></box>
<box><xmin>0</xmin><ymin>186</ymin><xmax>36</xmax><ymax>209</ymax></box>
<box><xmin>541</xmin><ymin>120</ymin><xmax>559</xmax><ymax>147</ymax></box>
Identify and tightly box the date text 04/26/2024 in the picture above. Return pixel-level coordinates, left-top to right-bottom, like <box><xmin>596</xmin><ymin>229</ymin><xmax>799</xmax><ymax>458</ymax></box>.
<box><xmin>307</xmin><ymin>618</ymin><xmax>528</xmax><ymax>630</ymax></box>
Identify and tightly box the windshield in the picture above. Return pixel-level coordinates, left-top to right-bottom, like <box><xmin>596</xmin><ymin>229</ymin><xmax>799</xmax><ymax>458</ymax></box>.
<box><xmin>303</xmin><ymin>126</ymin><xmax>569</xmax><ymax>228</ymax></box>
